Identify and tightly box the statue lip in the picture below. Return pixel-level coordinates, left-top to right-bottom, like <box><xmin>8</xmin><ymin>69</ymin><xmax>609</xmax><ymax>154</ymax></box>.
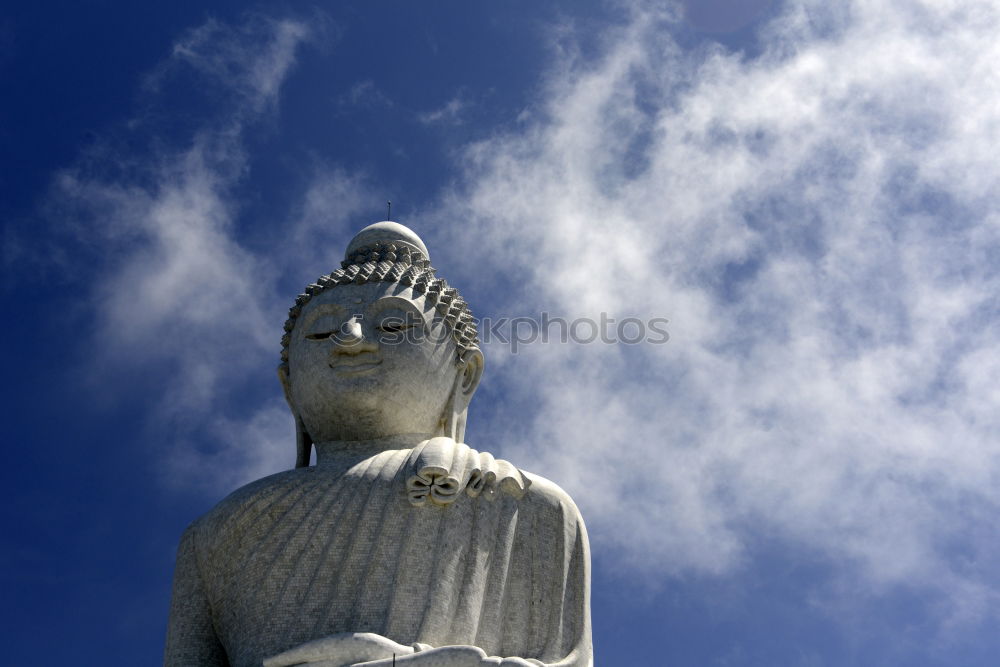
<box><xmin>328</xmin><ymin>354</ymin><xmax>382</xmax><ymax>373</ymax></box>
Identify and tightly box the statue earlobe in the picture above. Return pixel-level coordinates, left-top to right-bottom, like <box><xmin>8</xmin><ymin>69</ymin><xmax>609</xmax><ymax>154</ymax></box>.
<box><xmin>293</xmin><ymin>417</ymin><xmax>313</xmax><ymax>469</ymax></box>
<box><xmin>278</xmin><ymin>364</ymin><xmax>313</xmax><ymax>468</ymax></box>
<box><xmin>442</xmin><ymin>349</ymin><xmax>484</xmax><ymax>442</ymax></box>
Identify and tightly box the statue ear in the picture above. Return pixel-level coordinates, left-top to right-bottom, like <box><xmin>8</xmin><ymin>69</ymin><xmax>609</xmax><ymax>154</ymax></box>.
<box><xmin>457</xmin><ymin>348</ymin><xmax>484</xmax><ymax>402</ymax></box>
<box><xmin>277</xmin><ymin>364</ymin><xmax>293</xmax><ymax>407</ymax></box>
<box><xmin>442</xmin><ymin>348</ymin><xmax>484</xmax><ymax>443</ymax></box>
<box><xmin>277</xmin><ymin>365</ymin><xmax>313</xmax><ymax>468</ymax></box>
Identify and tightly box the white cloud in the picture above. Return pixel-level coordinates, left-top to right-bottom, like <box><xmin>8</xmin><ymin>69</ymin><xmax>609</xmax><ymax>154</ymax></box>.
<box><xmin>424</xmin><ymin>0</ymin><xmax>1000</xmax><ymax>629</ymax></box>
<box><xmin>53</xmin><ymin>15</ymin><xmax>315</xmax><ymax>479</ymax></box>
<box><xmin>168</xmin><ymin>400</ymin><xmax>295</xmax><ymax>492</ymax></box>
<box><xmin>163</xmin><ymin>15</ymin><xmax>313</xmax><ymax>113</ymax></box>
<box><xmin>418</xmin><ymin>92</ymin><xmax>471</xmax><ymax>125</ymax></box>
<box><xmin>287</xmin><ymin>166</ymin><xmax>373</xmax><ymax>264</ymax></box>
<box><xmin>338</xmin><ymin>80</ymin><xmax>394</xmax><ymax>110</ymax></box>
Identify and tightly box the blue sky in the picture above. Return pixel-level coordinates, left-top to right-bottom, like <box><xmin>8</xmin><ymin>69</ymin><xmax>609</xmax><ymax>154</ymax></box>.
<box><xmin>3</xmin><ymin>1</ymin><xmax>1000</xmax><ymax>664</ymax></box>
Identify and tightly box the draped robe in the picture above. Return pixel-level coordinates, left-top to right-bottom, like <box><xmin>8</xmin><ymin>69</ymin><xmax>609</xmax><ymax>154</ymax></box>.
<box><xmin>164</xmin><ymin>442</ymin><xmax>592</xmax><ymax>667</ymax></box>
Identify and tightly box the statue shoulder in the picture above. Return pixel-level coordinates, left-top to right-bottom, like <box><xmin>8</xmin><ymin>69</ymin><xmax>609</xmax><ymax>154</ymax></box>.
<box><xmin>517</xmin><ymin>469</ymin><xmax>592</xmax><ymax>555</ymax></box>
<box><xmin>520</xmin><ymin>469</ymin><xmax>584</xmax><ymax>516</ymax></box>
<box><xmin>185</xmin><ymin>467</ymin><xmax>316</xmax><ymax>545</ymax></box>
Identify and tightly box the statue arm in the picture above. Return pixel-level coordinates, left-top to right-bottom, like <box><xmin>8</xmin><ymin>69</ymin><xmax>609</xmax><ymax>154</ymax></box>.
<box><xmin>164</xmin><ymin>524</ymin><xmax>228</xmax><ymax>666</ymax></box>
<box><xmin>352</xmin><ymin>645</ymin><xmax>541</xmax><ymax>666</ymax></box>
<box><xmin>345</xmin><ymin>491</ymin><xmax>592</xmax><ymax>667</ymax></box>
<box><xmin>350</xmin><ymin>481</ymin><xmax>592</xmax><ymax>667</ymax></box>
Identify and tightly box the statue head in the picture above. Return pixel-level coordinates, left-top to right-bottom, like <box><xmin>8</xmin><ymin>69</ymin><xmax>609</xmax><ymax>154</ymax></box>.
<box><xmin>278</xmin><ymin>221</ymin><xmax>484</xmax><ymax>466</ymax></box>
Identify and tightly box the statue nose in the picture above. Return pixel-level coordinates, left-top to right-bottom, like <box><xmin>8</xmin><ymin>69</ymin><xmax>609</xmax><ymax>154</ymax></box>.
<box><xmin>330</xmin><ymin>316</ymin><xmax>376</xmax><ymax>353</ymax></box>
<box><xmin>340</xmin><ymin>317</ymin><xmax>363</xmax><ymax>342</ymax></box>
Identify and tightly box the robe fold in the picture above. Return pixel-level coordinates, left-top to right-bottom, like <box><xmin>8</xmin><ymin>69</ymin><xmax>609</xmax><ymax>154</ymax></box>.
<box><xmin>164</xmin><ymin>445</ymin><xmax>592</xmax><ymax>667</ymax></box>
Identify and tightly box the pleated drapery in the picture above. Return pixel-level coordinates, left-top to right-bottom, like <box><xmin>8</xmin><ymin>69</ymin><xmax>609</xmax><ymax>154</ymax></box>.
<box><xmin>165</xmin><ymin>442</ymin><xmax>591</xmax><ymax>667</ymax></box>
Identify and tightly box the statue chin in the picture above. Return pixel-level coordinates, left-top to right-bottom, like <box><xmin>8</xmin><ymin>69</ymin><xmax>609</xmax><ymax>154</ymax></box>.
<box><xmin>291</xmin><ymin>377</ymin><xmax>452</xmax><ymax>444</ymax></box>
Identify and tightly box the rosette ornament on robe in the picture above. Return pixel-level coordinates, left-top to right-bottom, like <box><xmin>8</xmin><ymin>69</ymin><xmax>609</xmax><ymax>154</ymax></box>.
<box><xmin>406</xmin><ymin>437</ymin><xmax>530</xmax><ymax>507</ymax></box>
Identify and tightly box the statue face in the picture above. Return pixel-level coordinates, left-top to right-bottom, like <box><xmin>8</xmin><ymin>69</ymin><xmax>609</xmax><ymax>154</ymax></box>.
<box><xmin>287</xmin><ymin>281</ymin><xmax>466</xmax><ymax>442</ymax></box>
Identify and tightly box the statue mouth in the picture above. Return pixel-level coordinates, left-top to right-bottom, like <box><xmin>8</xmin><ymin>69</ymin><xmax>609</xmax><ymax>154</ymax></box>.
<box><xmin>328</xmin><ymin>355</ymin><xmax>383</xmax><ymax>373</ymax></box>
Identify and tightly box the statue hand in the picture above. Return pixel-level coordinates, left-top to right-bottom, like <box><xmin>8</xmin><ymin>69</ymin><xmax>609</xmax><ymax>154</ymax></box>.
<box><xmin>352</xmin><ymin>645</ymin><xmax>540</xmax><ymax>667</ymax></box>
<box><xmin>263</xmin><ymin>632</ymin><xmax>415</xmax><ymax>667</ymax></box>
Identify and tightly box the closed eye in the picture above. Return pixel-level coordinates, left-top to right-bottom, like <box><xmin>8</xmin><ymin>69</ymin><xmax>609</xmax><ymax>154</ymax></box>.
<box><xmin>378</xmin><ymin>322</ymin><xmax>413</xmax><ymax>333</ymax></box>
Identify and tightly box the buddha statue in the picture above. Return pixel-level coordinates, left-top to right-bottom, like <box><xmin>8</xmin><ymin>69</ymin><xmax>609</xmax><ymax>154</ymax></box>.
<box><xmin>164</xmin><ymin>222</ymin><xmax>592</xmax><ymax>667</ymax></box>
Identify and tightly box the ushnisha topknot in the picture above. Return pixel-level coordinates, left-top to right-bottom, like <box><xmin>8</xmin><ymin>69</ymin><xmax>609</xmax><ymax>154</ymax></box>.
<box><xmin>279</xmin><ymin>221</ymin><xmax>480</xmax><ymax>371</ymax></box>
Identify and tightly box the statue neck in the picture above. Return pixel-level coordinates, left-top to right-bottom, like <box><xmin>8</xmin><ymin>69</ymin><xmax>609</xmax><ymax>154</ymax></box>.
<box><xmin>313</xmin><ymin>433</ymin><xmax>432</xmax><ymax>473</ymax></box>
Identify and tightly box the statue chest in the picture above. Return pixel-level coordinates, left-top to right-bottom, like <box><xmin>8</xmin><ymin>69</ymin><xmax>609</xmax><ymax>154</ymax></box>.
<box><xmin>200</xmin><ymin>472</ymin><xmax>549</xmax><ymax>667</ymax></box>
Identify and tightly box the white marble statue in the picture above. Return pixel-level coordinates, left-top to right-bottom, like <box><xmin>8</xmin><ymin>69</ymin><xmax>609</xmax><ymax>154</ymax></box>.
<box><xmin>164</xmin><ymin>222</ymin><xmax>593</xmax><ymax>667</ymax></box>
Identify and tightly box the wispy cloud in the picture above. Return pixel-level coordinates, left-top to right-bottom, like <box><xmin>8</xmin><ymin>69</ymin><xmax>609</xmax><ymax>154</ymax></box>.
<box><xmin>48</xmin><ymin>15</ymin><xmax>319</xmax><ymax>486</ymax></box>
<box><xmin>337</xmin><ymin>79</ymin><xmax>394</xmax><ymax>110</ymax></box>
<box><xmin>155</xmin><ymin>15</ymin><xmax>313</xmax><ymax>114</ymax></box>
<box><xmin>418</xmin><ymin>91</ymin><xmax>471</xmax><ymax>125</ymax></box>
<box><xmin>426</xmin><ymin>0</ymin><xmax>1000</xmax><ymax>631</ymax></box>
<box><xmin>167</xmin><ymin>399</ymin><xmax>295</xmax><ymax>491</ymax></box>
